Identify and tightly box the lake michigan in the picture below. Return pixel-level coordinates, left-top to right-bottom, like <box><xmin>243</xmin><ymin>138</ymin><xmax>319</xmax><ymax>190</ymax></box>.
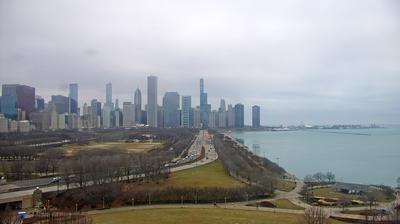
<box><xmin>232</xmin><ymin>125</ymin><xmax>400</xmax><ymax>186</ymax></box>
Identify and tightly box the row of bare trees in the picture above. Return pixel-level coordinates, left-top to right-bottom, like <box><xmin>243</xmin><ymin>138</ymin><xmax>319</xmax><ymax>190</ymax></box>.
<box><xmin>212</xmin><ymin>133</ymin><xmax>284</xmax><ymax>193</ymax></box>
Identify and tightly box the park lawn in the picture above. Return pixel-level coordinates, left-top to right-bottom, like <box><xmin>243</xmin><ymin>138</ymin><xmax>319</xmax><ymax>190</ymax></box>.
<box><xmin>126</xmin><ymin>160</ymin><xmax>245</xmax><ymax>191</ymax></box>
<box><xmin>91</xmin><ymin>208</ymin><xmax>349</xmax><ymax>224</ymax></box>
<box><xmin>165</xmin><ymin>160</ymin><xmax>245</xmax><ymax>188</ymax></box>
<box><xmin>272</xmin><ymin>199</ymin><xmax>304</xmax><ymax>210</ymax></box>
<box><xmin>277</xmin><ymin>180</ymin><xmax>296</xmax><ymax>192</ymax></box>
<box><xmin>312</xmin><ymin>187</ymin><xmax>395</xmax><ymax>203</ymax></box>
<box><xmin>63</xmin><ymin>141</ymin><xmax>161</xmax><ymax>156</ymax></box>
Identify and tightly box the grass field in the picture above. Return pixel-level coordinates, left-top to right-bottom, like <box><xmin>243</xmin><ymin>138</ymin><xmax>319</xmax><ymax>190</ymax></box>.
<box><xmin>129</xmin><ymin>160</ymin><xmax>245</xmax><ymax>190</ymax></box>
<box><xmin>272</xmin><ymin>199</ymin><xmax>304</xmax><ymax>210</ymax></box>
<box><xmin>165</xmin><ymin>160</ymin><xmax>245</xmax><ymax>188</ymax></box>
<box><xmin>91</xmin><ymin>208</ymin><xmax>348</xmax><ymax>224</ymax></box>
<box><xmin>277</xmin><ymin>180</ymin><xmax>296</xmax><ymax>192</ymax></box>
<box><xmin>312</xmin><ymin>187</ymin><xmax>395</xmax><ymax>203</ymax></box>
<box><xmin>63</xmin><ymin>141</ymin><xmax>162</xmax><ymax>156</ymax></box>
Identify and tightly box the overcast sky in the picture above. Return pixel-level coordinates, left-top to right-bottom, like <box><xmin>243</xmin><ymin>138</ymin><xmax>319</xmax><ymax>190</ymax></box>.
<box><xmin>1</xmin><ymin>0</ymin><xmax>399</xmax><ymax>125</ymax></box>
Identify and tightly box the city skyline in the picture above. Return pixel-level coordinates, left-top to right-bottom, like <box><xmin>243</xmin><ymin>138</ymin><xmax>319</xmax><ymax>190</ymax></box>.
<box><xmin>1</xmin><ymin>0</ymin><xmax>400</xmax><ymax>125</ymax></box>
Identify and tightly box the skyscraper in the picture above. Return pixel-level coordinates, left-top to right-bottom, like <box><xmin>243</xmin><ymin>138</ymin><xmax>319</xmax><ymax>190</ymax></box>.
<box><xmin>234</xmin><ymin>103</ymin><xmax>244</xmax><ymax>128</ymax></box>
<box><xmin>200</xmin><ymin>78</ymin><xmax>208</xmax><ymax>128</ymax></box>
<box><xmin>163</xmin><ymin>92</ymin><xmax>180</xmax><ymax>128</ymax></box>
<box><xmin>123</xmin><ymin>102</ymin><xmax>135</xmax><ymax>127</ymax></box>
<box><xmin>218</xmin><ymin>99</ymin><xmax>226</xmax><ymax>128</ymax></box>
<box><xmin>147</xmin><ymin>76</ymin><xmax>158</xmax><ymax>127</ymax></box>
<box><xmin>134</xmin><ymin>88</ymin><xmax>142</xmax><ymax>123</ymax></box>
<box><xmin>2</xmin><ymin>84</ymin><xmax>35</xmax><ymax>120</ymax></box>
<box><xmin>181</xmin><ymin>96</ymin><xmax>191</xmax><ymax>128</ymax></box>
<box><xmin>68</xmin><ymin>83</ymin><xmax>78</xmax><ymax>114</ymax></box>
<box><xmin>252</xmin><ymin>105</ymin><xmax>261</xmax><ymax>128</ymax></box>
<box><xmin>51</xmin><ymin>95</ymin><xmax>69</xmax><ymax>114</ymax></box>
<box><xmin>106</xmin><ymin>82</ymin><xmax>112</xmax><ymax>106</ymax></box>
<box><xmin>227</xmin><ymin>104</ymin><xmax>235</xmax><ymax>127</ymax></box>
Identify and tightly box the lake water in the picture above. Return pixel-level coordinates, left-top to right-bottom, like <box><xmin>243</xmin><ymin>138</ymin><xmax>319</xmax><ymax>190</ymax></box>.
<box><xmin>232</xmin><ymin>126</ymin><xmax>400</xmax><ymax>186</ymax></box>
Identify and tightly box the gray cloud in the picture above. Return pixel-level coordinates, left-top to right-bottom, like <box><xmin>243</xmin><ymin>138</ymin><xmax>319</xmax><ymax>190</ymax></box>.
<box><xmin>1</xmin><ymin>0</ymin><xmax>399</xmax><ymax>125</ymax></box>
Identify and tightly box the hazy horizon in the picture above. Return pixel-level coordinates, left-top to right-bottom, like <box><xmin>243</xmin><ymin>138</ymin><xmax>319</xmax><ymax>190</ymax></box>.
<box><xmin>1</xmin><ymin>0</ymin><xmax>399</xmax><ymax>125</ymax></box>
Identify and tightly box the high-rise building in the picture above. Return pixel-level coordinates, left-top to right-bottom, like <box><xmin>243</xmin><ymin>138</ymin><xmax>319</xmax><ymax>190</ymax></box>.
<box><xmin>157</xmin><ymin>106</ymin><xmax>164</xmax><ymax>128</ymax></box>
<box><xmin>208</xmin><ymin>110</ymin><xmax>218</xmax><ymax>128</ymax></box>
<box><xmin>2</xmin><ymin>84</ymin><xmax>35</xmax><ymax>120</ymax></box>
<box><xmin>123</xmin><ymin>102</ymin><xmax>135</xmax><ymax>127</ymax></box>
<box><xmin>181</xmin><ymin>96</ymin><xmax>191</xmax><ymax>128</ymax></box>
<box><xmin>134</xmin><ymin>88</ymin><xmax>142</xmax><ymax>123</ymax></box>
<box><xmin>106</xmin><ymin>82</ymin><xmax>112</xmax><ymax>106</ymax></box>
<box><xmin>147</xmin><ymin>76</ymin><xmax>158</xmax><ymax>127</ymax></box>
<box><xmin>90</xmin><ymin>99</ymin><xmax>100</xmax><ymax>128</ymax></box>
<box><xmin>218</xmin><ymin>99</ymin><xmax>226</xmax><ymax>128</ymax></box>
<box><xmin>227</xmin><ymin>104</ymin><xmax>235</xmax><ymax>127</ymax></box>
<box><xmin>252</xmin><ymin>105</ymin><xmax>261</xmax><ymax>128</ymax></box>
<box><xmin>234</xmin><ymin>104</ymin><xmax>245</xmax><ymax>128</ymax></box>
<box><xmin>200</xmin><ymin>79</ymin><xmax>208</xmax><ymax>128</ymax></box>
<box><xmin>51</xmin><ymin>95</ymin><xmax>69</xmax><ymax>114</ymax></box>
<box><xmin>35</xmin><ymin>96</ymin><xmax>45</xmax><ymax>112</ymax></box>
<box><xmin>68</xmin><ymin>83</ymin><xmax>78</xmax><ymax>114</ymax></box>
<box><xmin>163</xmin><ymin>92</ymin><xmax>180</xmax><ymax>128</ymax></box>
<box><xmin>0</xmin><ymin>95</ymin><xmax>17</xmax><ymax>119</ymax></box>
<box><xmin>102</xmin><ymin>104</ymin><xmax>112</xmax><ymax>128</ymax></box>
<box><xmin>193</xmin><ymin>106</ymin><xmax>201</xmax><ymax>128</ymax></box>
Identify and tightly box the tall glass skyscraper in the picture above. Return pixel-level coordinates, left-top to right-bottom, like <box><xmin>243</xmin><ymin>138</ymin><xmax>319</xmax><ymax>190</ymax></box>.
<box><xmin>106</xmin><ymin>82</ymin><xmax>112</xmax><ymax>106</ymax></box>
<box><xmin>134</xmin><ymin>88</ymin><xmax>142</xmax><ymax>123</ymax></box>
<box><xmin>234</xmin><ymin>103</ymin><xmax>245</xmax><ymax>128</ymax></box>
<box><xmin>147</xmin><ymin>76</ymin><xmax>158</xmax><ymax>127</ymax></box>
<box><xmin>200</xmin><ymin>78</ymin><xmax>208</xmax><ymax>128</ymax></box>
<box><xmin>1</xmin><ymin>84</ymin><xmax>35</xmax><ymax>120</ymax></box>
<box><xmin>181</xmin><ymin>96</ymin><xmax>192</xmax><ymax>128</ymax></box>
<box><xmin>252</xmin><ymin>105</ymin><xmax>261</xmax><ymax>128</ymax></box>
<box><xmin>68</xmin><ymin>83</ymin><xmax>78</xmax><ymax>114</ymax></box>
<box><xmin>163</xmin><ymin>92</ymin><xmax>180</xmax><ymax>128</ymax></box>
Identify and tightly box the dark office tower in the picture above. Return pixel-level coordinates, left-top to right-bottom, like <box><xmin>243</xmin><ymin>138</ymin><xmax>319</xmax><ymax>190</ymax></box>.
<box><xmin>147</xmin><ymin>76</ymin><xmax>158</xmax><ymax>127</ymax></box>
<box><xmin>200</xmin><ymin>78</ymin><xmax>208</xmax><ymax>128</ymax></box>
<box><xmin>51</xmin><ymin>95</ymin><xmax>69</xmax><ymax>114</ymax></box>
<box><xmin>35</xmin><ymin>96</ymin><xmax>45</xmax><ymax>112</ymax></box>
<box><xmin>134</xmin><ymin>88</ymin><xmax>142</xmax><ymax>123</ymax></box>
<box><xmin>68</xmin><ymin>83</ymin><xmax>78</xmax><ymax>114</ymax></box>
<box><xmin>181</xmin><ymin>96</ymin><xmax>191</xmax><ymax>128</ymax></box>
<box><xmin>163</xmin><ymin>92</ymin><xmax>180</xmax><ymax>128</ymax></box>
<box><xmin>234</xmin><ymin>103</ymin><xmax>245</xmax><ymax>128</ymax></box>
<box><xmin>252</xmin><ymin>105</ymin><xmax>261</xmax><ymax>128</ymax></box>
<box><xmin>2</xmin><ymin>84</ymin><xmax>35</xmax><ymax>120</ymax></box>
<box><xmin>106</xmin><ymin>82</ymin><xmax>112</xmax><ymax>106</ymax></box>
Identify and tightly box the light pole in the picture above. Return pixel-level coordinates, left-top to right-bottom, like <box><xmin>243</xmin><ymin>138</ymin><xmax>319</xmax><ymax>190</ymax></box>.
<box><xmin>132</xmin><ymin>198</ymin><xmax>135</xmax><ymax>207</ymax></box>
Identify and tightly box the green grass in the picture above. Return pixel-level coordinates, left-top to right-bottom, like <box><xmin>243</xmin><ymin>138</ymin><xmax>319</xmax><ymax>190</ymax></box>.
<box><xmin>91</xmin><ymin>208</ymin><xmax>349</xmax><ymax>224</ymax></box>
<box><xmin>272</xmin><ymin>199</ymin><xmax>304</xmax><ymax>210</ymax></box>
<box><xmin>165</xmin><ymin>160</ymin><xmax>245</xmax><ymax>188</ymax></box>
<box><xmin>312</xmin><ymin>187</ymin><xmax>395</xmax><ymax>203</ymax></box>
<box><xmin>128</xmin><ymin>160</ymin><xmax>245</xmax><ymax>190</ymax></box>
<box><xmin>277</xmin><ymin>180</ymin><xmax>296</xmax><ymax>192</ymax></box>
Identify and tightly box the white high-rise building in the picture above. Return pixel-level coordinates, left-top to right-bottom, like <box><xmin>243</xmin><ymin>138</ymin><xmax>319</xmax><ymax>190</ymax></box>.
<box><xmin>193</xmin><ymin>106</ymin><xmax>201</xmax><ymax>128</ymax></box>
<box><xmin>102</xmin><ymin>105</ymin><xmax>112</xmax><ymax>128</ymax></box>
<box><xmin>147</xmin><ymin>76</ymin><xmax>158</xmax><ymax>127</ymax></box>
<box><xmin>123</xmin><ymin>102</ymin><xmax>135</xmax><ymax>127</ymax></box>
<box><xmin>0</xmin><ymin>114</ymin><xmax>9</xmax><ymax>133</ymax></box>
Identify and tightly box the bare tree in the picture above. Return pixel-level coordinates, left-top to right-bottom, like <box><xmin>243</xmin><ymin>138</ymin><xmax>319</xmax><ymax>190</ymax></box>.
<box><xmin>0</xmin><ymin>209</ymin><xmax>20</xmax><ymax>224</ymax></box>
<box><xmin>303</xmin><ymin>206</ymin><xmax>330</xmax><ymax>224</ymax></box>
<box><xmin>325</xmin><ymin>172</ymin><xmax>335</xmax><ymax>183</ymax></box>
